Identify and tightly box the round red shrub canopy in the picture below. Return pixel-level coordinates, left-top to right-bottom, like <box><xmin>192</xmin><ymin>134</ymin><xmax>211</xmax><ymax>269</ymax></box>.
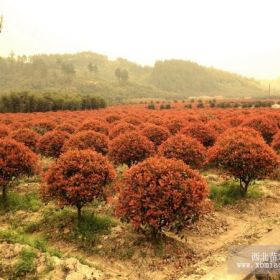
<box><xmin>43</xmin><ymin>149</ymin><xmax>116</xmax><ymax>218</ymax></box>
<box><xmin>181</xmin><ymin>123</ymin><xmax>217</xmax><ymax>147</ymax></box>
<box><xmin>11</xmin><ymin>128</ymin><xmax>40</xmax><ymax>152</ymax></box>
<box><xmin>158</xmin><ymin>134</ymin><xmax>206</xmax><ymax>169</ymax></box>
<box><xmin>109</xmin><ymin>131</ymin><xmax>155</xmax><ymax>166</ymax></box>
<box><xmin>38</xmin><ymin>130</ymin><xmax>70</xmax><ymax>158</ymax></box>
<box><xmin>242</xmin><ymin>116</ymin><xmax>278</xmax><ymax>143</ymax></box>
<box><xmin>0</xmin><ymin>138</ymin><xmax>38</xmax><ymax>199</ymax></box>
<box><xmin>208</xmin><ymin>128</ymin><xmax>279</xmax><ymax>193</ymax></box>
<box><xmin>117</xmin><ymin>156</ymin><xmax>209</xmax><ymax>235</ymax></box>
<box><xmin>63</xmin><ymin>130</ymin><xmax>109</xmax><ymax>155</ymax></box>
<box><xmin>272</xmin><ymin>131</ymin><xmax>280</xmax><ymax>153</ymax></box>
<box><xmin>141</xmin><ymin>124</ymin><xmax>170</xmax><ymax>146</ymax></box>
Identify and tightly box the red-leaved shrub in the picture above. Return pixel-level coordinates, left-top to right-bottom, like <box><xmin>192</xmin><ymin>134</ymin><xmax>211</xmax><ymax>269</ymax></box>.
<box><xmin>77</xmin><ymin>120</ymin><xmax>109</xmax><ymax>135</ymax></box>
<box><xmin>181</xmin><ymin>123</ymin><xmax>217</xmax><ymax>147</ymax></box>
<box><xmin>272</xmin><ymin>131</ymin><xmax>280</xmax><ymax>153</ymax></box>
<box><xmin>158</xmin><ymin>134</ymin><xmax>206</xmax><ymax>169</ymax></box>
<box><xmin>63</xmin><ymin>131</ymin><xmax>109</xmax><ymax>155</ymax></box>
<box><xmin>43</xmin><ymin>149</ymin><xmax>116</xmax><ymax>221</ymax></box>
<box><xmin>109</xmin><ymin>131</ymin><xmax>154</xmax><ymax>166</ymax></box>
<box><xmin>0</xmin><ymin>124</ymin><xmax>11</xmax><ymax>138</ymax></box>
<box><xmin>207</xmin><ymin>128</ymin><xmax>279</xmax><ymax>193</ymax></box>
<box><xmin>30</xmin><ymin>120</ymin><xmax>56</xmax><ymax>135</ymax></box>
<box><xmin>56</xmin><ymin>123</ymin><xmax>76</xmax><ymax>134</ymax></box>
<box><xmin>141</xmin><ymin>124</ymin><xmax>170</xmax><ymax>146</ymax></box>
<box><xmin>166</xmin><ymin>119</ymin><xmax>185</xmax><ymax>135</ymax></box>
<box><xmin>116</xmin><ymin>157</ymin><xmax>209</xmax><ymax>237</ymax></box>
<box><xmin>38</xmin><ymin>130</ymin><xmax>70</xmax><ymax>158</ymax></box>
<box><xmin>242</xmin><ymin>116</ymin><xmax>278</xmax><ymax>143</ymax></box>
<box><xmin>11</xmin><ymin>128</ymin><xmax>40</xmax><ymax>152</ymax></box>
<box><xmin>0</xmin><ymin>139</ymin><xmax>38</xmax><ymax>201</ymax></box>
<box><xmin>109</xmin><ymin>122</ymin><xmax>137</xmax><ymax>139</ymax></box>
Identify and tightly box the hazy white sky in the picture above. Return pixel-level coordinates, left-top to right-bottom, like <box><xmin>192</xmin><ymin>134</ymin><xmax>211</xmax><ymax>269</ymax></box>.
<box><xmin>1</xmin><ymin>0</ymin><xmax>280</xmax><ymax>79</ymax></box>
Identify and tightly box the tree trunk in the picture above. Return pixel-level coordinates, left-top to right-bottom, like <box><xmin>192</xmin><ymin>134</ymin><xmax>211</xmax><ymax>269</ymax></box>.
<box><xmin>77</xmin><ymin>205</ymin><xmax>82</xmax><ymax>225</ymax></box>
<box><xmin>240</xmin><ymin>179</ymin><xmax>250</xmax><ymax>196</ymax></box>
<box><xmin>2</xmin><ymin>184</ymin><xmax>7</xmax><ymax>201</ymax></box>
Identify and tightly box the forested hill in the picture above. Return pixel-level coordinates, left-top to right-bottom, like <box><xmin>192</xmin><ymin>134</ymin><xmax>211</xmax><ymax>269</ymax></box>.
<box><xmin>0</xmin><ymin>52</ymin><xmax>265</xmax><ymax>102</ymax></box>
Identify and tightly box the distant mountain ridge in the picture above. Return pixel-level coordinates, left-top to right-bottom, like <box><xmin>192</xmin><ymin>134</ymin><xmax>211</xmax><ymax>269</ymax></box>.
<box><xmin>0</xmin><ymin>51</ymin><xmax>266</xmax><ymax>102</ymax></box>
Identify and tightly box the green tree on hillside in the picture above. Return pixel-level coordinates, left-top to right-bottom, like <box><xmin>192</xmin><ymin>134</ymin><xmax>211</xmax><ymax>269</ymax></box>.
<box><xmin>115</xmin><ymin>68</ymin><xmax>129</xmax><ymax>83</ymax></box>
<box><xmin>88</xmin><ymin>62</ymin><xmax>98</xmax><ymax>75</ymax></box>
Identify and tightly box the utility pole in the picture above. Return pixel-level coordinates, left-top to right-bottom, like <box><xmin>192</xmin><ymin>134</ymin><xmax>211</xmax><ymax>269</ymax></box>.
<box><xmin>0</xmin><ymin>15</ymin><xmax>3</xmax><ymax>33</ymax></box>
<box><xmin>268</xmin><ymin>83</ymin><xmax>271</xmax><ymax>98</ymax></box>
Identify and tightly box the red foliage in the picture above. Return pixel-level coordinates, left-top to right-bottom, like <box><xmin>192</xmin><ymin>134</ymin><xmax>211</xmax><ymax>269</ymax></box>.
<box><xmin>158</xmin><ymin>134</ymin><xmax>206</xmax><ymax>169</ymax></box>
<box><xmin>272</xmin><ymin>131</ymin><xmax>280</xmax><ymax>153</ymax></box>
<box><xmin>116</xmin><ymin>157</ymin><xmax>209</xmax><ymax>235</ymax></box>
<box><xmin>105</xmin><ymin>114</ymin><xmax>121</xmax><ymax>124</ymax></box>
<box><xmin>31</xmin><ymin>120</ymin><xmax>56</xmax><ymax>135</ymax></box>
<box><xmin>56</xmin><ymin>123</ymin><xmax>76</xmax><ymax>134</ymax></box>
<box><xmin>77</xmin><ymin>120</ymin><xmax>109</xmax><ymax>135</ymax></box>
<box><xmin>242</xmin><ymin>116</ymin><xmax>278</xmax><ymax>143</ymax></box>
<box><xmin>0</xmin><ymin>138</ymin><xmax>38</xmax><ymax>199</ymax></box>
<box><xmin>43</xmin><ymin>149</ymin><xmax>116</xmax><ymax>219</ymax></box>
<box><xmin>207</xmin><ymin>128</ymin><xmax>279</xmax><ymax>193</ymax></box>
<box><xmin>109</xmin><ymin>122</ymin><xmax>137</xmax><ymax>139</ymax></box>
<box><xmin>123</xmin><ymin>116</ymin><xmax>142</xmax><ymax>126</ymax></box>
<box><xmin>166</xmin><ymin>118</ymin><xmax>185</xmax><ymax>135</ymax></box>
<box><xmin>206</xmin><ymin>120</ymin><xmax>228</xmax><ymax>135</ymax></box>
<box><xmin>141</xmin><ymin>124</ymin><xmax>170</xmax><ymax>146</ymax></box>
<box><xmin>11</xmin><ymin>128</ymin><xmax>40</xmax><ymax>152</ymax></box>
<box><xmin>38</xmin><ymin>130</ymin><xmax>70</xmax><ymax>158</ymax></box>
<box><xmin>181</xmin><ymin>123</ymin><xmax>217</xmax><ymax>147</ymax></box>
<box><xmin>0</xmin><ymin>124</ymin><xmax>11</xmax><ymax>138</ymax></box>
<box><xmin>109</xmin><ymin>131</ymin><xmax>155</xmax><ymax>166</ymax></box>
<box><xmin>63</xmin><ymin>130</ymin><xmax>109</xmax><ymax>155</ymax></box>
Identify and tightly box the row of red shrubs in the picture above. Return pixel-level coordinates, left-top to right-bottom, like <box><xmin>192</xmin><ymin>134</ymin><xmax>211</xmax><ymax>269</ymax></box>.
<box><xmin>0</xmin><ymin>106</ymin><xmax>279</xmax><ymax>237</ymax></box>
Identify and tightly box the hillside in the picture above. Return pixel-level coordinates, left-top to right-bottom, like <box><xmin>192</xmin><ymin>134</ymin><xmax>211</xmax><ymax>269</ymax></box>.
<box><xmin>148</xmin><ymin>60</ymin><xmax>264</xmax><ymax>97</ymax></box>
<box><xmin>0</xmin><ymin>52</ymin><xmax>266</xmax><ymax>102</ymax></box>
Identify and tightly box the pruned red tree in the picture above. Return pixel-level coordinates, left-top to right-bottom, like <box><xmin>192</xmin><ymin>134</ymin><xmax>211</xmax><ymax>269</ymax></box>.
<box><xmin>141</xmin><ymin>124</ymin><xmax>170</xmax><ymax>146</ymax></box>
<box><xmin>77</xmin><ymin>120</ymin><xmax>109</xmax><ymax>135</ymax></box>
<box><xmin>116</xmin><ymin>157</ymin><xmax>209</xmax><ymax>238</ymax></box>
<box><xmin>158</xmin><ymin>134</ymin><xmax>206</xmax><ymax>169</ymax></box>
<box><xmin>56</xmin><ymin>123</ymin><xmax>76</xmax><ymax>134</ymax></box>
<box><xmin>207</xmin><ymin>120</ymin><xmax>228</xmax><ymax>135</ymax></box>
<box><xmin>166</xmin><ymin>118</ymin><xmax>185</xmax><ymax>135</ymax></box>
<box><xmin>63</xmin><ymin>130</ymin><xmax>109</xmax><ymax>155</ymax></box>
<box><xmin>181</xmin><ymin>123</ymin><xmax>217</xmax><ymax>147</ymax></box>
<box><xmin>207</xmin><ymin>128</ymin><xmax>279</xmax><ymax>194</ymax></box>
<box><xmin>31</xmin><ymin>120</ymin><xmax>56</xmax><ymax>135</ymax></box>
<box><xmin>38</xmin><ymin>130</ymin><xmax>70</xmax><ymax>158</ymax></box>
<box><xmin>43</xmin><ymin>149</ymin><xmax>116</xmax><ymax>222</ymax></box>
<box><xmin>242</xmin><ymin>116</ymin><xmax>278</xmax><ymax>143</ymax></box>
<box><xmin>0</xmin><ymin>124</ymin><xmax>11</xmax><ymax>138</ymax></box>
<box><xmin>109</xmin><ymin>131</ymin><xmax>154</xmax><ymax>166</ymax></box>
<box><xmin>11</xmin><ymin>128</ymin><xmax>40</xmax><ymax>152</ymax></box>
<box><xmin>109</xmin><ymin>122</ymin><xmax>137</xmax><ymax>139</ymax></box>
<box><xmin>0</xmin><ymin>139</ymin><xmax>38</xmax><ymax>201</ymax></box>
<box><xmin>272</xmin><ymin>131</ymin><xmax>280</xmax><ymax>153</ymax></box>
<box><xmin>123</xmin><ymin>116</ymin><xmax>142</xmax><ymax>126</ymax></box>
<box><xmin>105</xmin><ymin>114</ymin><xmax>121</xmax><ymax>124</ymax></box>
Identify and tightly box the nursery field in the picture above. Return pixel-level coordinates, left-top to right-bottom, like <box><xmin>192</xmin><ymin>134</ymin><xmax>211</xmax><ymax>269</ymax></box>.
<box><xmin>0</xmin><ymin>104</ymin><xmax>280</xmax><ymax>280</ymax></box>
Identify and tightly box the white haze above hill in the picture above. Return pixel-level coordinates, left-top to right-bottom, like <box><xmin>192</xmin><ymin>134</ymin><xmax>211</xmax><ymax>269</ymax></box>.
<box><xmin>1</xmin><ymin>0</ymin><xmax>280</xmax><ymax>79</ymax></box>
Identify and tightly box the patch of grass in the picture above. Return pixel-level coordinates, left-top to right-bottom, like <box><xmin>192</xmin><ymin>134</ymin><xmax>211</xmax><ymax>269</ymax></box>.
<box><xmin>0</xmin><ymin>228</ymin><xmax>61</xmax><ymax>257</ymax></box>
<box><xmin>209</xmin><ymin>180</ymin><xmax>261</xmax><ymax>208</ymax></box>
<box><xmin>39</xmin><ymin>207</ymin><xmax>117</xmax><ymax>251</ymax></box>
<box><xmin>14</xmin><ymin>248</ymin><xmax>37</xmax><ymax>278</ymax></box>
<box><xmin>0</xmin><ymin>191</ymin><xmax>43</xmax><ymax>213</ymax></box>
